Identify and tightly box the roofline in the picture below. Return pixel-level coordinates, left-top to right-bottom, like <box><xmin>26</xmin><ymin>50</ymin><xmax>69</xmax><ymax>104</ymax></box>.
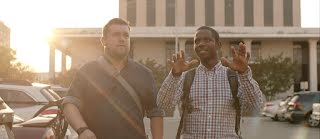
<box><xmin>52</xmin><ymin>27</ymin><xmax>320</xmax><ymax>39</ymax></box>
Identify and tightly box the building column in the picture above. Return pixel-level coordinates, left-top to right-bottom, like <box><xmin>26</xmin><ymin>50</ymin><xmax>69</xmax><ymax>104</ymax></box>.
<box><xmin>176</xmin><ymin>0</ymin><xmax>186</xmax><ymax>26</ymax></box>
<box><xmin>234</xmin><ymin>0</ymin><xmax>244</xmax><ymax>26</ymax></box>
<box><xmin>136</xmin><ymin>0</ymin><xmax>147</xmax><ymax>26</ymax></box>
<box><xmin>156</xmin><ymin>0</ymin><xmax>166</xmax><ymax>26</ymax></box>
<box><xmin>61</xmin><ymin>52</ymin><xmax>66</xmax><ymax>73</ymax></box>
<box><xmin>49</xmin><ymin>46</ymin><xmax>55</xmax><ymax>84</ymax></box>
<box><xmin>214</xmin><ymin>0</ymin><xmax>225</xmax><ymax>26</ymax></box>
<box><xmin>309</xmin><ymin>39</ymin><xmax>318</xmax><ymax>91</ymax></box>
<box><xmin>273</xmin><ymin>0</ymin><xmax>283</xmax><ymax>26</ymax></box>
<box><xmin>254</xmin><ymin>0</ymin><xmax>264</xmax><ymax>26</ymax></box>
<box><xmin>195</xmin><ymin>0</ymin><xmax>205</xmax><ymax>26</ymax></box>
<box><xmin>119</xmin><ymin>0</ymin><xmax>127</xmax><ymax>19</ymax></box>
<box><xmin>292</xmin><ymin>0</ymin><xmax>301</xmax><ymax>26</ymax></box>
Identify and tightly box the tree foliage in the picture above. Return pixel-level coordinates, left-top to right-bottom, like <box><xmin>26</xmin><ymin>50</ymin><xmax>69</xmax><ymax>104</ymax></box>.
<box><xmin>250</xmin><ymin>54</ymin><xmax>298</xmax><ymax>100</ymax></box>
<box><xmin>139</xmin><ymin>58</ymin><xmax>167</xmax><ymax>90</ymax></box>
<box><xmin>0</xmin><ymin>47</ymin><xmax>35</xmax><ymax>81</ymax></box>
<box><xmin>55</xmin><ymin>69</ymin><xmax>77</xmax><ymax>88</ymax></box>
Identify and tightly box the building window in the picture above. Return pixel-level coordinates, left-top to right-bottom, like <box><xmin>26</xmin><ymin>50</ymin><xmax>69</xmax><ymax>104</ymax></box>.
<box><xmin>147</xmin><ymin>0</ymin><xmax>156</xmax><ymax>26</ymax></box>
<box><xmin>166</xmin><ymin>0</ymin><xmax>175</xmax><ymax>26</ymax></box>
<box><xmin>244</xmin><ymin>0</ymin><xmax>254</xmax><ymax>26</ymax></box>
<box><xmin>185</xmin><ymin>0</ymin><xmax>195</xmax><ymax>26</ymax></box>
<box><xmin>283</xmin><ymin>0</ymin><xmax>293</xmax><ymax>26</ymax></box>
<box><xmin>264</xmin><ymin>0</ymin><xmax>273</xmax><ymax>26</ymax></box>
<box><xmin>205</xmin><ymin>0</ymin><xmax>215</xmax><ymax>26</ymax></box>
<box><xmin>229</xmin><ymin>41</ymin><xmax>240</xmax><ymax>58</ymax></box>
<box><xmin>185</xmin><ymin>40</ymin><xmax>197</xmax><ymax>61</ymax></box>
<box><xmin>225</xmin><ymin>0</ymin><xmax>234</xmax><ymax>26</ymax></box>
<box><xmin>127</xmin><ymin>0</ymin><xmax>136</xmax><ymax>26</ymax></box>
<box><xmin>166</xmin><ymin>41</ymin><xmax>175</xmax><ymax>70</ymax></box>
<box><xmin>251</xmin><ymin>42</ymin><xmax>261</xmax><ymax>62</ymax></box>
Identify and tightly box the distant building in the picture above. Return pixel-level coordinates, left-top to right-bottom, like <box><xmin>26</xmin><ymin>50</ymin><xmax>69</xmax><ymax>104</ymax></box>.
<box><xmin>0</xmin><ymin>21</ymin><xmax>10</xmax><ymax>48</ymax></box>
<box><xmin>51</xmin><ymin>0</ymin><xmax>319</xmax><ymax>91</ymax></box>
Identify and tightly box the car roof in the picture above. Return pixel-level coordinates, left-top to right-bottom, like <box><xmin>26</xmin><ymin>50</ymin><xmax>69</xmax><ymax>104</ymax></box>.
<box><xmin>295</xmin><ymin>91</ymin><xmax>320</xmax><ymax>94</ymax></box>
<box><xmin>0</xmin><ymin>84</ymin><xmax>50</xmax><ymax>102</ymax></box>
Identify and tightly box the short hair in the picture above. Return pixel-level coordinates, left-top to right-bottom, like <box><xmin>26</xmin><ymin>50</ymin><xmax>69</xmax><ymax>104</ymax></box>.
<box><xmin>102</xmin><ymin>18</ymin><xmax>130</xmax><ymax>37</ymax></box>
<box><xmin>196</xmin><ymin>26</ymin><xmax>220</xmax><ymax>42</ymax></box>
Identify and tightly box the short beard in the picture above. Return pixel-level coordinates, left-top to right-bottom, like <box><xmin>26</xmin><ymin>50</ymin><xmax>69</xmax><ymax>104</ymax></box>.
<box><xmin>105</xmin><ymin>49</ymin><xmax>129</xmax><ymax>61</ymax></box>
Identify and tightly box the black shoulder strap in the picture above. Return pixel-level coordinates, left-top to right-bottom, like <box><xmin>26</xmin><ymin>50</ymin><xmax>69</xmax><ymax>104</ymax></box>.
<box><xmin>227</xmin><ymin>68</ymin><xmax>241</xmax><ymax>135</ymax></box>
<box><xmin>176</xmin><ymin>68</ymin><xmax>196</xmax><ymax>139</ymax></box>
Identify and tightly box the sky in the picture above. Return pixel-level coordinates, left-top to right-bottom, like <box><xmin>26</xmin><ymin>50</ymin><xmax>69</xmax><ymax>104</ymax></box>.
<box><xmin>0</xmin><ymin>0</ymin><xmax>319</xmax><ymax>72</ymax></box>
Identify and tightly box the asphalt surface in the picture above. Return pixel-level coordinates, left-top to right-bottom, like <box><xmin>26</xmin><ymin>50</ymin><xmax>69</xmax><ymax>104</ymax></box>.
<box><xmin>68</xmin><ymin>116</ymin><xmax>320</xmax><ymax>139</ymax></box>
<box><xmin>144</xmin><ymin>116</ymin><xmax>320</xmax><ymax>139</ymax></box>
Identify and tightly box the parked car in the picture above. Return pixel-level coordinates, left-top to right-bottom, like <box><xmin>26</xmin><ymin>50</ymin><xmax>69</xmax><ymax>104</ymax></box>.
<box><xmin>0</xmin><ymin>97</ymin><xmax>15</xmax><ymax>139</ymax></box>
<box><xmin>285</xmin><ymin>91</ymin><xmax>320</xmax><ymax>124</ymax></box>
<box><xmin>0</xmin><ymin>83</ymin><xmax>61</xmax><ymax>120</ymax></box>
<box><xmin>1</xmin><ymin>96</ymin><xmax>70</xmax><ymax>139</ymax></box>
<box><xmin>12</xmin><ymin>100</ymin><xmax>70</xmax><ymax>139</ymax></box>
<box><xmin>307</xmin><ymin>103</ymin><xmax>320</xmax><ymax>127</ymax></box>
<box><xmin>274</xmin><ymin>95</ymin><xmax>293</xmax><ymax>121</ymax></box>
<box><xmin>261</xmin><ymin>99</ymin><xmax>282</xmax><ymax>118</ymax></box>
<box><xmin>261</xmin><ymin>96</ymin><xmax>292</xmax><ymax>121</ymax></box>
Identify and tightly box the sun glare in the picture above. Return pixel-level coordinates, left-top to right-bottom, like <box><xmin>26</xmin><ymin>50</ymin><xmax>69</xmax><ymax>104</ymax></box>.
<box><xmin>10</xmin><ymin>24</ymin><xmax>54</xmax><ymax>72</ymax></box>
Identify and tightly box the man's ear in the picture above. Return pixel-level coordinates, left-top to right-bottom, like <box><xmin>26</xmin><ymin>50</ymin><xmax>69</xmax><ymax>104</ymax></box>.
<box><xmin>217</xmin><ymin>41</ymin><xmax>222</xmax><ymax>49</ymax></box>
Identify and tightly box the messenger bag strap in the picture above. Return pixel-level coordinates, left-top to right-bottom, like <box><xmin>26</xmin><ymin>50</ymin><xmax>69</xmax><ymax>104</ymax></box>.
<box><xmin>97</xmin><ymin>56</ymin><xmax>144</xmax><ymax>115</ymax></box>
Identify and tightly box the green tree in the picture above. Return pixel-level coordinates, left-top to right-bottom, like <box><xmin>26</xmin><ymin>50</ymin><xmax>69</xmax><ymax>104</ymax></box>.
<box><xmin>55</xmin><ymin>69</ymin><xmax>77</xmax><ymax>87</ymax></box>
<box><xmin>0</xmin><ymin>46</ymin><xmax>15</xmax><ymax>77</ymax></box>
<box><xmin>250</xmin><ymin>54</ymin><xmax>298</xmax><ymax>101</ymax></box>
<box><xmin>0</xmin><ymin>47</ymin><xmax>35</xmax><ymax>81</ymax></box>
<box><xmin>139</xmin><ymin>58</ymin><xmax>168</xmax><ymax>89</ymax></box>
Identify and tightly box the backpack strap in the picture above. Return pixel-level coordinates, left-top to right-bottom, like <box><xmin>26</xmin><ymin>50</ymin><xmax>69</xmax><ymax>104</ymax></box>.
<box><xmin>176</xmin><ymin>68</ymin><xmax>196</xmax><ymax>139</ymax></box>
<box><xmin>227</xmin><ymin>68</ymin><xmax>241</xmax><ymax>135</ymax></box>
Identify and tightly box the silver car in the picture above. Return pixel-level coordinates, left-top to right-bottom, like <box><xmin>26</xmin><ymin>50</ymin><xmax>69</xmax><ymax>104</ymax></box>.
<box><xmin>0</xmin><ymin>83</ymin><xmax>61</xmax><ymax>120</ymax></box>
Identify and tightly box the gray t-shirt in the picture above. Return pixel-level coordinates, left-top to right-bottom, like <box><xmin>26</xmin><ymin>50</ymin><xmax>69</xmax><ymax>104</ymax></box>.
<box><xmin>63</xmin><ymin>58</ymin><xmax>164</xmax><ymax>139</ymax></box>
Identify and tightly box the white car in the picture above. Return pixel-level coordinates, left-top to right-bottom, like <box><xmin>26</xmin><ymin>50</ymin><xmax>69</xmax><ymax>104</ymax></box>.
<box><xmin>261</xmin><ymin>99</ymin><xmax>282</xmax><ymax>119</ymax></box>
<box><xmin>0</xmin><ymin>83</ymin><xmax>61</xmax><ymax>120</ymax></box>
<box><xmin>274</xmin><ymin>96</ymin><xmax>293</xmax><ymax>121</ymax></box>
<box><xmin>307</xmin><ymin>103</ymin><xmax>320</xmax><ymax>127</ymax></box>
<box><xmin>261</xmin><ymin>96</ymin><xmax>292</xmax><ymax>121</ymax></box>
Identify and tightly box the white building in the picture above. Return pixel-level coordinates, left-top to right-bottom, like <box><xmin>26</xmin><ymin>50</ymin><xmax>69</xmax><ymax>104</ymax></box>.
<box><xmin>50</xmin><ymin>0</ymin><xmax>320</xmax><ymax>91</ymax></box>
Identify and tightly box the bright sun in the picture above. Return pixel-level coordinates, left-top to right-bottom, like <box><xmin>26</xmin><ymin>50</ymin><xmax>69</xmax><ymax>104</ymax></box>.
<box><xmin>11</xmin><ymin>25</ymin><xmax>54</xmax><ymax>72</ymax></box>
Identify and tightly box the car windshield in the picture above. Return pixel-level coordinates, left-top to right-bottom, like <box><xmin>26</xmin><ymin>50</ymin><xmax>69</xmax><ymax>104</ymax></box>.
<box><xmin>296</xmin><ymin>94</ymin><xmax>315</xmax><ymax>102</ymax></box>
<box><xmin>289</xmin><ymin>95</ymin><xmax>299</xmax><ymax>103</ymax></box>
<box><xmin>41</xmin><ymin>88</ymin><xmax>61</xmax><ymax>102</ymax></box>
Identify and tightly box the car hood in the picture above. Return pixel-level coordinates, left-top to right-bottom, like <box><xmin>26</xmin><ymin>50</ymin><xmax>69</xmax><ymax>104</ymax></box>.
<box><xmin>14</xmin><ymin>114</ymin><xmax>56</xmax><ymax>127</ymax></box>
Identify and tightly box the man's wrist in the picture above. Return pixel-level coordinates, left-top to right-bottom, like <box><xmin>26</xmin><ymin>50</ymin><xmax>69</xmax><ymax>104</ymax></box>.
<box><xmin>76</xmin><ymin>127</ymin><xmax>89</xmax><ymax>135</ymax></box>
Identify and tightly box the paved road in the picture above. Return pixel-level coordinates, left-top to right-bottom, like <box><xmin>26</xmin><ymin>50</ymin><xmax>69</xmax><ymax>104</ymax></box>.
<box><xmin>144</xmin><ymin>116</ymin><xmax>320</xmax><ymax>139</ymax></box>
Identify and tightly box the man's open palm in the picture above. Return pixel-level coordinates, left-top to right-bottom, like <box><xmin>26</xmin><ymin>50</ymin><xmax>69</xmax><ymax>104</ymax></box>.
<box><xmin>169</xmin><ymin>51</ymin><xmax>198</xmax><ymax>76</ymax></box>
<box><xmin>221</xmin><ymin>42</ymin><xmax>249</xmax><ymax>74</ymax></box>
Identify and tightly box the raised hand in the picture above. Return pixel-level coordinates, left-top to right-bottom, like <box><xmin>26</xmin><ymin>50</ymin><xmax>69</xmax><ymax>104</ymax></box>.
<box><xmin>221</xmin><ymin>42</ymin><xmax>249</xmax><ymax>74</ymax></box>
<box><xmin>169</xmin><ymin>50</ymin><xmax>198</xmax><ymax>76</ymax></box>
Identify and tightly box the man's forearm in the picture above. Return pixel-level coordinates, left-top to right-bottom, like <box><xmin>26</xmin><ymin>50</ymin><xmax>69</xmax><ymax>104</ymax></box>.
<box><xmin>63</xmin><ymin>103</ymin><xmax>88</xmax><ymax>131</ymax></box>
<box><xmin>157</xmin><ymin>72</ymin><xmax>182</xmax><ymax>110</ymax></box>
<box><xmin>239</xmin><ymin>68</ymin><xmax>263</xmax><ymax>111</ymax></box>
<box><xmin>150</xmin><ymin>117</ymin><xmax>163</xmax><ymax>139</ymax></box>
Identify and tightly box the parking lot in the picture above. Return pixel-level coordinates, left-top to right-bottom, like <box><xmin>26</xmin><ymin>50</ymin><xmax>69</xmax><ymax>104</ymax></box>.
<box><xmin>144</xmin><ymin>116</ymin><xmax>320</xmax><ymax>139</ymax></box>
